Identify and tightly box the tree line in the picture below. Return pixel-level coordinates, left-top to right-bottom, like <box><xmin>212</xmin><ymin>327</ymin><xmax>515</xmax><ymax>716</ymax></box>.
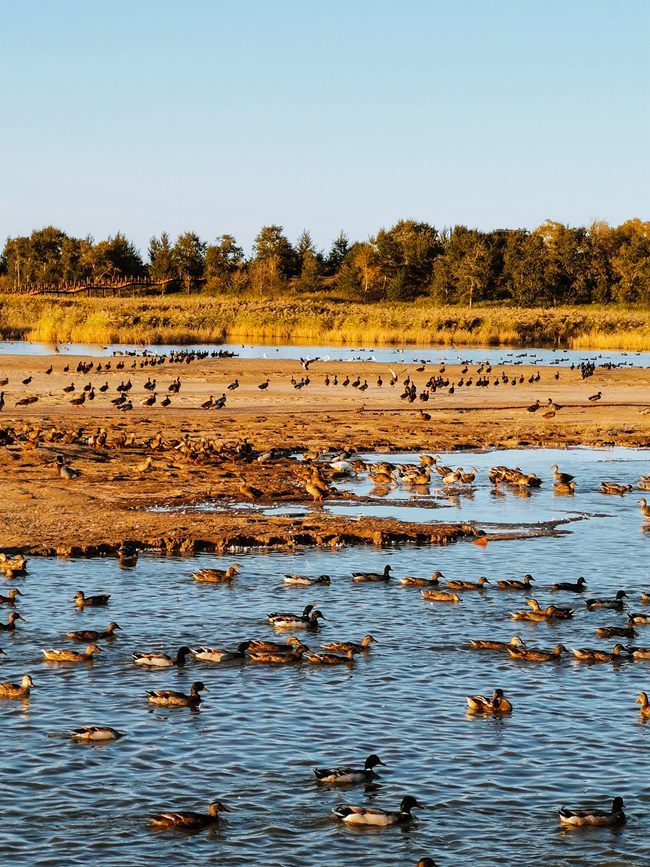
<box><xmin>1</xmin><ymin>219</ymin><xmax>649</xmax><ymax>305</ymax></box>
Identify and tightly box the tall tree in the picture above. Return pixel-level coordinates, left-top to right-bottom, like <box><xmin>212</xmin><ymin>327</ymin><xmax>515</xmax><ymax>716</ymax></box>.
<box><xmin>172</xmin><ymin>232</ymin><xmax>206</xmax><ymax>292</ymax></box>
<box><xmin>252</xmin><ymin>225</ymin><xmax>297</xmax><ymax>278</ymax></box>
<box><xmin>149</xmin><ymin>232</ymin><xmax>176</xmax><ymax>288</ymax></box>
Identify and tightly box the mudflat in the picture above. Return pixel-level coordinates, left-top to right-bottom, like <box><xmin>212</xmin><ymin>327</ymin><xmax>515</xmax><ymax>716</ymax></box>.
<box><xmin>1</xmin><ymin>353</ymin><xmax>648</xmax><ymax>554</ymax></box>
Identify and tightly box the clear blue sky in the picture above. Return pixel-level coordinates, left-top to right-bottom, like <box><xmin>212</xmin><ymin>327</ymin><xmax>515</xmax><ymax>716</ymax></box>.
<box><xmin>2</xmin><ymin>0</ymin><xmax>648</xmax><ymax>254</ymax></box>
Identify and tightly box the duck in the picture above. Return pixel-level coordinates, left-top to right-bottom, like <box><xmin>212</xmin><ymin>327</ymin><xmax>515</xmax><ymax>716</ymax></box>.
<box><xmin>305</xmin><ymin>649</ymin><xmax>355</xmax><ymax>665</ymax></box>
<box><xmin>43</xmin><ymin>644</ymin><xmax>103</xmax><ymax>663</ymax></box>
<box><xmin>321</xmin><ymin>635</ymin><xmax>377</xmax><ymax>653</ymax></box>
<box><xmin>0</xmin><ymin>612</ymin><xmax>25</xmax><ymax>631</ymax></box>
<box><xmin>0</xmin><ymin>588</ymin><xmax>22</xmax><ymax>606</ymax></box>
<box><xmin>641</xmin><ymin>592</ymin><xmax>650</xmax><ymax>604</ymax></box>
<box><xmin>314</xmin><ymin>753</ymin><xmax>386</xmax><ymax>784</ymax></box>
<box><xmin>133</xmin><ymin>646</ymin><xmax>193</xmax><ymax>667</ymax></box>
<box><xmin>558</xmin><ymin>797</ymin><xmax>625</xmax><ymax>827</ymax></box>
<box><xmin>446</xmin><ymin>577</ymin><xmax>489</xmax><ymax>591</ymax></box>
<box><xmin>191</xmin><ymin>642</ymin><xmax>250</xmax><ymax>663</ymax></box>
<box><xmin>0</xmin><ymin>674</ymin><xmax>34</xmax><ymax>699</ymax></box>
<box><xmin>586</xmin><ymin>590</ymin><xmax>627</xmax><ymax>610</ymax></box>
<box><xmin>551</xmin><ymin>577</ymin><xmax>586</xmax><ymax>593</ymax></box>
<box><xmin>66</xmin><ymin>622</ymin><xmax>122</xmax><ymax>641</ymax></box>
<box><xmin>352</xmin><ymin>565</ymin><xmax>392</xmax><ymax>582</ymax></box>
<box><xmin>595</xmin><ymin>617</ymin><xmax>637</xmax><ymax>639</ymax></box>
<box><xmin>399</xmin><ymin>571</ymin><xmax>443</xmax><ymax>587</ymax></box>
<box><xmin>192</xmin><ymin>564</ymin><xmax>240</xmax><ymax>583</ymax></box>
<box><xmin>247</xmin><ymin>645</ymin><xmax>306</xmax><ymax>664</ymax></box>
<box><xmin>0</xmin><ymin>554</ymin><xmax>27</xmax><ymax>576</ymax></box>
<box><xmin>638</xmin><ymin>498</ymin><xmax>650</xmax><ymax>519</ymax></box>
<box><xmin>145</xmin><ymin>681</ymin><xmax>207</xmax><ymax>707</ymax></box>
<box><xmin>74</xmin><ymin>591</ymin><xmax>111</xmax><ymax>607</ymax></box>
<box><xmin>636</xmin><ymin>692</ymin><xmax>650</xmax><ymax>717</ymax></box>
<box><xmin>148</xmin><ymin>800</ymin><xmax>230</xmax><ymax>829</ymax></box>
<box><xmin>497</xmin><ymin>574</ymin><xmax>534</xmax><ymax>591</ymax></box>
<box><xmin>527</xmin><ymin>599</ymin><xmax>574</xmax><ymax>619</ymax></box>
<box><xmin>572</xmin><ymin>644</ymin><xmax>630</xmax><ymax>663</ymax></box>
<box><xmin>70</xmin><ymin>726</ymin><xmax>123</xmax><ymax>741</ymax></box>
<box><xmin>421</xmin><ymin>589</ymin><xmax>460</xmax><ymax>603</ymax></box>
<box><xmin>507</xmin><ymin>644</ymin><xmax>568</xmax><ymax>662</ymax></box>
<box><xmin>332</xmin><ymin>795</ymin><xmax>422</xmax><ymax>826</ymax></box>
<box><xmin>629</xmin><ymin>646</ymin><xmax>650</xmax><ymax>660</ymax></box>
<box><xmin>552</xmin><ymin>465</ymin><xmax>575</xmax><ymax>484</ymax></box>
<box><xmin>629</xmin><ymin>612</ymin><xmax>650</xmax><ymax>625</ymax></box>
<box><xmin>245</xmin><ymin>637</ymin><xmax>306</xmax><ymax>654</ymax></box>
<box><xmin>600</xmin><ymin>482</ymin><xmax>633</xmax><ymax>495</ymax></box>
<box><xmin>470</xmin><ymin>635</ymin><xmax>525</xmax><ymax>651</ymax></box>
<box><xmin>554</xmin><ymin>481</ymin><xmax>576</xmax><ymax>494</ymax></box>
<box><xmin>466</xmin><ymin>688</ymin><xmax>513</xmax><ymax>714</ymax></box>
<box><xmin>268</xmin><ymin>607</ymin><xmax>325</xmax><ymax>630</ymax></box>
<box><xmin>283</xmin><ymin>574</ymin><xmax>331</xmax><ymax>586</ymax></box>
<box><xmin>416</xmin><ymin>860</ymin><xmax>439</xmax><ymax>867</ymax></box>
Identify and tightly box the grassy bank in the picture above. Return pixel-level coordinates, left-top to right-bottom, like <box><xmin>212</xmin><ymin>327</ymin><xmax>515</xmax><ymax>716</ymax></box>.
<box><xmin>0</xmin><ymin>295</ymin><xmax>649</xmax><ymax>350</ymax></box>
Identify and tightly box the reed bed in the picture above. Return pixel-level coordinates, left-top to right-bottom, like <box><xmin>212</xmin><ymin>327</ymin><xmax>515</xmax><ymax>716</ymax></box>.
<box><xmin>0</xmin><ymin>295</ymin><xmax>649</xmax><ymax>350</ymax></box>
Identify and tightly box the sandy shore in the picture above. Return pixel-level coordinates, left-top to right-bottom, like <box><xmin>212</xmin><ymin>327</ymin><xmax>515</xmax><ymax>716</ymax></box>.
<box><xmin>1</xmin><ymin>352</ymin><xmax>648</xmax><ymax>554</ymax></box>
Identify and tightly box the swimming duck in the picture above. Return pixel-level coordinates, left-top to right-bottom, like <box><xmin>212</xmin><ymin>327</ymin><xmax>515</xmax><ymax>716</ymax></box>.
<box><xmin>321</xmin><ymin>635</ymin><xmax>377</xmax><ymax>653</ymax></box>
<box><xmin>0</xmin><ymin>612</ymin><xmax>25</xmax><ymax>631</ymax></box>
<box><xmin>43</xmin><ymin>644</ymin><xmax>103</xmax><ymax>663</ymax></box>
<box><xmin>314</xmin><ymin>753</ymin><xmax>386</xmax><ymax>784</ymax></box>
<box><xmin>74</xmin><ymin>591</ymin><xmax>111</xmax><ymax>607</ymax></box>
<box><xmin>421</xmin><ymin>589</ymin><xmax>460</xmax><ymax>603</ymax></box>
<box><xmin>246</xmin><ymin>637</ymin><xmax>306</xmax><ymax>654</ymax></box>
<box><xmin>638</xmin><ymin>498</ymin><xmax>650</xmax><ymax>519</ymax></box>
<box><xmin>0</xmin><ymin>674</ymin><xmax>34</xmax><ymax>699</ymax></box>
<box><xmin>466</xmin><ymin>688</ymin><xmax>513</xmax><ymax>714</ymax></box>
<box><xmin>66</xmin><ymin>622</ymin><xmax>122</xmax><ymax>641</ymax></box>
<box><xmin>470</xmin><ymin>635</ymin><xmax>525</xmax><ymax>651</ymax></box>
<box><xmin>526</xmin><ymin>599</ymin><xmax>574</xmax><ymax>619</ymax></box>
<box><xmin>508</xmin><ymin>644</ymin><xmax>568</xmax><ymax>662</ymax></box>
<box><xmin>446</xmin><ymin>577</ymin><xmax>489</xmax><ymax>591</ymax></box>
<box><xmin>247</xmin><ymin>645</ymin><xmax>306</xmax><ymax>664</ymax></box>
<box><xmin>0</xmin><ymin>554</ymin><xmax>27</xmax><ymax>576</ymax></box>
<box><xmin>0</xmin><ymin>588</ymin><xmax>22</xmax><ymax>606</ymax></box>
<box><xmin>629</xmin><ymin>646</ymin><xmax>650</xmax><ymax>660</ymax></box>
<box><xmin>553</xmin><ymin>481</ymin><xmax>576</xmax><ymax>494</ymax></box>
<box><xmin>558</xmin><ymin>797</ymin><xmax>625</xmax><ymax>827</ymax></box>
<box><xmin>332</xmin><ymin>795</ymin><xmax>421</xmax><ymax>826</ymax></box>
<box><xmin>145</xmin><ymin>681</ymin><xmax>207</xmax><ymax>707</ymax></box>
<box><xmin>595</xmin><ymin>617</ymin><xmax>637</xmax><ymax>639</ymax></box>
<box><xmin>192</xmin><ymin>564</ymin><xmax>240</xmax><ymax>583</ymax></box>
<box><xmin>630</xmin><ymin>612</ymin><xmax>650</xmax><ymax>625</ymax></box>
<box><xmin>305</xmin><ymin>649</ymin><xmax>355</xmax><ymax>665</ymax></box>
<box><xmin>636</xmin><ymin>692</ymin><xmax>650</xmax><ymax>716</ymax></box>
<box><xmin>400</xmin><ymin>572</ymin><xmax>443</xmax><ymax>587</ymax></box>
<box><xmin>641</xmin><ymin>592</ymin><xmax>650</xmax><ymax>604</ymax></box>
<box><xmin>133</xmin><ymin>646</ymin><xmax>193</xmax><ymax>667</ymax></box>
<box><xmin>283</xmin><ymin>574</ymin><xmax>331</xmax><ymax>586</ymax></box>
<box><xmin>352</xmin><ymin>565</ymin><xmax>392</xmax><ymax>582</ymax></box>
<box><xmin>148</xmin><ymin>800</ymin><xmax>230</xmax><ymax>829</ymax></box>
<box><xmin>600</xmin><ymin>482</ymin><xmax>633</xmax><ymax>495</ymax></box>
<box><xmin>572</xmin><ymin>644</ymin><xmax>630</xmax><ymax>663</ymax></box>
<box><xmin>551</xmin><ymin>577</ymin><xmax>586</xmax><ymax>593</ymax></box>
<box><xmin>586</xmin><ymin>590</ymin><xmax>627</xmax><ymax>610</ymax></box>
<box><xmin>191</xmin><ymin>642</ymin><xmax>250</xmax><ymax>663</ymax></box>
<box><xmin>70</xmin><ymin>726</ymin><xmax>123</xmax><ymax>741</ymax></box>
<box><xmin>497</xmin><ymin>574</ymin><xmax>534</xmax><ymax>591</ymax></box>
<box><xmin>416</xmin><ymin>859</ymin><xmax>438</xmax><ymax>867</ymax></box>
<box><xmin>268</xmin><ymin>607</ymin><xmax>325</xmax><ymax>630</ymax></box>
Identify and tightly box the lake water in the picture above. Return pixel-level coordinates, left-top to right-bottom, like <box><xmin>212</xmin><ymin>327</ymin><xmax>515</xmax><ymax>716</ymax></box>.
<box><xmin>2</xmin><ymin>446</ymin><xmax>650</xmax><ymax>866</ymax></box>
<box><xmin>1</xmin><ymin>338</ymin><xmax>649</xmax><ymax>369</ymax></box>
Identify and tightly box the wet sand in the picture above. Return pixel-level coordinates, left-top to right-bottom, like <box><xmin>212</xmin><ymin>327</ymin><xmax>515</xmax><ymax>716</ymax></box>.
<box><xmin>1</xmin><ymin>353</ymin><xmax>648</xmax><ymax>553</ymax></box>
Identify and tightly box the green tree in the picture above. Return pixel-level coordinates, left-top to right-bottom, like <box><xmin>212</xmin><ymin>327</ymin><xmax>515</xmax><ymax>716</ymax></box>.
<box><xmin>172</xmin><ymin>232</ymin><xmax>206</xmax><ymax>292</ymax></box>
<box><xmin>325</xmin><ymin>231</ymin><xmax>351</xmax><ymax>275</ymax></box>
<box><xmin>149</xmin><ymin>232</ymin><xmax>176</xmax><ymax>289</ymax></box>
<box><xmin>205</xmin><ymin>234</ymin><xmax>244</xmax><ymax>291</ymax></box>
<box><xmin>252</xmin><ymin>225</ymin><xmax>297</xmax><ymax>278</ymax></box>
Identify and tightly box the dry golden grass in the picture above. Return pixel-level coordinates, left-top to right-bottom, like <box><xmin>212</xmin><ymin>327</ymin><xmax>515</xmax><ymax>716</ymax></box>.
<box><xmin>0</xmin><ymin>295</ymin><xmax>649</xmax><ymax>349</ymax></box>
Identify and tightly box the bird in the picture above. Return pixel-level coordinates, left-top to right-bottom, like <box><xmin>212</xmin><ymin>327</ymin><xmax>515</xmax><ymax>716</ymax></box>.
<box><xmin>572</xmin><ymin>644</ymin><xmax>630</xmax><ymax>663</ymax></box>
<box><xmin>0</xmin><ymin>612</ymin><xmax>25</xmax><ymax>631</ymax></box>
<box><xmin>268</xmin><ymin>606</ymin><xmax>325</xmax><ymax>630</ymax></box>
<box><xmin>352</xmin><ymin>564</ymin><xmax>392</xmax><ymax>582</ymax></box>
<box><xmin>332</xmin><ymin>795</ymin><xmax>422</xmax><ymax>826</ymax></box>
<box><xmin>65</xmin><ymin>622</ymin><xmax>122</xmax><ymax>641</ymax></box>
<box><xmin>305</xmin><ymin>649</ymin><xmax>355</xmax><ymax>665</ymax></box>
<box><xmin>132</xmin><ymin>646</ymin><xmax>193</xmax><ymax>667</ymax></box>
<box><xmin>74</xmin><ymin>591</ymin><xmax>111</xmax><ymax>607</ymax></box>
<box><xmin>283</xmin><ymin>574</ymin><xmax>331</xmax><ymax>586</ymax></box>
<box><xmin>551</xmin><ymin>465</ymin><xmax>574</xmax><ymax>484</ymax></box>
<box><xmin>466</xmin><ymin>688</ymin><xmax>512</xmax><ymax>714</ymax></box>
<box><xmin>558</xmin><ymin>797</ymin><xmax>624</xmax><ymax>827</ymax></box>
<box><xmin>496</xmin><ymin>574</ymin><xmax>535</xmax><ymax>591</ymax></box>
<box><xmin>470</xmin><ymin>635</ymin><xmax>525</xmax><ymax>651</ymax></box>
<box><xmin>192</xmin><ymin>564</ymin><xmax>240</xmax><ymax>583</ymax></box>
<box><xmin>551</xmin><ymin>577</ymin><xmax>586</xmax><ymax>593</ymax></box>
<box><xmin>258</xmin><ymin>379</ymin><xmax>270</xmax><ymax>390</ymax></box>
<box><xmin>42</xmin><ymin>644</ymin><xmax>103</xmax><ymax>663</ymax></box>
<box><xmin>0</xmin><ymin>588</ymin><xmax>22</xmax><ymax>606</ymax></box>
<box><xmin>595</xmin><ymin>617</ymin><xmax>637</xmax><ymax>639</ymax></box>
<box><xmin>69</xmin><ymin>726</ymin><xmax>123</xmax><ymax>742</ymax></box>
<box><xmin>446</xmin><ymin>577</ymin><xmax>489</xmax><ymax>591</ymax></box>
<box><xmin>145</xmin><ymin>681</ymin><xmax>208</xmax><ymax>707</ymax></box>
<box><xmin>588</xmin><ymin>391</ymin><xmax>602</xmax><ymax>402</ymax></box>
<box><xmin>638</xmin><ymin>498</ymin><xmax>650</xmax><ymax>519</ymax></box>
<box><xmin>399</xmin><ymin>572</ymin><xmax>444</xmax><ymax>587</ymax></box>
<box><xmin>586</xmin><ymin>590</ymin><xmax>627</xmax><ymax>610</ymax></box>
<box><xmin>421</xmin><ymin>589</ymin><xmax>460</xmax><ymax>603</ymax></box>
<box><xmin>636</xmin><ymin>692</ymin><xmax>650</xmax><ymax>717</ymax></box>
<box><xmin>507</xmin><ymin>643</ymin><xmax>568</xmax><ymax>662</ymax></box>
<box><xmin>148</xmin><ymin>800</ymin><xmax>230</xmax><ymax>829</ymax></box>
<box><xmin>321</xmin><ymin>635</ymin><xmax>377</xmax><ymax>653</ymax></box>
<box><xmin>554</xmin><ymin>481</ymin><xmax>576</xmax><ymax>494</ymax></box>
<box><xmin>0</xmin><ymin>675</ymin><xmax>35</xmax><ymax>699</ymax></box>
<box><xmin>191</xmin><ymin>642</ymin><xmax>250</xmax><ymax>663</ymax></box>
<box><xmin>314</xmin><ymin>753</ymin><xmax>386</xmax><ymax>784</ymax></box>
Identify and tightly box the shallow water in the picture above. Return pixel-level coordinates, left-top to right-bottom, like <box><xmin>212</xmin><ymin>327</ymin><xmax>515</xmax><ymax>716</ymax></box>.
<box><xmin>1</xmin><ymin>338</ymin><xmax>649</xmax><ymax>369</ymax></box>
<box><xmin>2</xmin><ymin>447</ymin><xmax>650</xmax><ymax>866</ymax></box>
